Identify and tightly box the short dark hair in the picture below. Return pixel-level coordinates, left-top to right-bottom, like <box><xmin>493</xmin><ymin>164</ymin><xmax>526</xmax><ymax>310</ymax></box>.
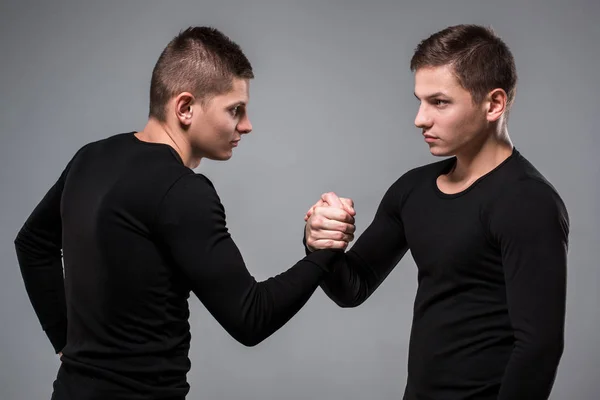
<box><xmin>149</xmin><ymin>26</ymin><xmax>254</xmax><ymax>121</ymax></box>
<box><xmin>410</xmin><ymin>25</ymin><xmax>517</xmax><ymax>109</ymax></box>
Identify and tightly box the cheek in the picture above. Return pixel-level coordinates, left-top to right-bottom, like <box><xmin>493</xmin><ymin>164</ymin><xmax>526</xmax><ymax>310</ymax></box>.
<box><xmin>436</xmin><ymin>109</ymin><xmax>464</xmax><ymax>133</ymax></box>
<box><xmin>446</xmin><ymin>108</ymin><xmax>482</xmax><ymax>136</ymax></box>
<box><xmin>217</xmin><ymin>118</ymin><xmax>237</xmax><ymax>138</ymax></box>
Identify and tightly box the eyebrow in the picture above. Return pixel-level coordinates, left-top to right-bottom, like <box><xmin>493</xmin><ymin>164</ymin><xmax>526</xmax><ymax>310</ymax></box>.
<box><xmin>228</xmin><ymin>101</ymin><xmax>247</xmax><ymax>107</ymax></box>
<box><xmin>414</xmin><ymin>92</ymin><xmax>448</xmax><ymax>100</ymax></box>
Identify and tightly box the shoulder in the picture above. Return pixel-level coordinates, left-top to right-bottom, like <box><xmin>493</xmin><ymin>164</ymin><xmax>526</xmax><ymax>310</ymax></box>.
<box><xmin>377</xmin><ymin>158</ymin><xmax>452</xmax><ymax>215</ymax></box>
<box><xmin>75</xmin><ymin>132</ymin><xmax>133</xmax><ymax>153</ymax></box>
<box><xmin>385</xmin><ymin>158</ymin><xmax>452</xmax><ymax>198</ymax></box>
<box><xmin>488</xmin><ymin>177</ymin><xmax>569</xmax><ymax>242</ymax></box>
<box><xmin>169</xmin><ymin>172</ymin><xmax>217</xmax><ymax>194</ymax></box>
<box><xmin>496</xmin><ymin>177</ymin><xmax>566</xmax><ymax>213</ymax></box>
<box><xmin>65</xmin><ymin>132</ymin><xmax>138</xmax><ymax>169</ymax></box>
<box><xmin>160</xmin><ymin>173</ymin><xmax>222</xmax><ymax>211</ymax></box>
<box><xmin>490</xmin><ymin>150</ymin><xmax>568</xmax><ymax>220</ymax></box>
<box><xmin>154</xmin><ymin>173</ymin><xmax>231</xmax><ymax>236</ymax></box>
<box><xmin>393</xmin><ymin>158</ymin><xmax>451</xmax><ymax>189</ymax></box>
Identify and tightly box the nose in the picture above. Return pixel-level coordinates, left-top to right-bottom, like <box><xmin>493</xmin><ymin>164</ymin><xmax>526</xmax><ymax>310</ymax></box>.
<box><xmin>414</xmin><ymin>103</ymin><xmax>432</xmax><ymax>130</ymax></box>
<box><xmin>237</xmin><ymin>114</ymin><xmax>252</xmax><ymax>135</ymax></box>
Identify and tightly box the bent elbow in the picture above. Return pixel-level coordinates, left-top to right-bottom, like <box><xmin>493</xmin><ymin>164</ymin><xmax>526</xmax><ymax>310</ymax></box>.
<box><xmin>538</xmin><ymin>329</ymin><xmax>565</xmax><ymax>358</ymax></box>
<box><xmin>229</xmin><ymin>329</ymin><xmax>267</xmax><ymax>347</ymax></box>
<box><xmin>238</xmin><ymin>336</ymin><xmax>263</xmax><ymax>348</ymax></box>
<box><xmin>322</xmin><ymin>287</ymin><xmax>368</xmax><ymax>309</ymax></box>
<box><xmin>546</xmin><ymin>337</ymin><xmax>564</xmax><ymax>361</ymax></box>
<box><xmin>14</xmin><ymin>227</ymin><xmax>26</xmax><ymax>251</ymax></box>
<box><xmin>320</xmin><ymin>282</ymin><xmax>369</xmax><ymax>308</ymax></box>
<box><xmin>332</xmin><ymin>296</ymin><xmax>365</xmax><ymax>308</ymax></box>
<box><xmin>522</xmin><ymin>333</ymin><xmax>564</xmax><ymax>366</ymax></box>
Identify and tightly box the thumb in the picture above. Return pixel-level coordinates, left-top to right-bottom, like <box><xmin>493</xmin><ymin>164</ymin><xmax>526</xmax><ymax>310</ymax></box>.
<box><xmin>321</xmin><ymin>192</ymin><xmax>344</xmax><ymax>209</ymax></box>
<box><xmin>305</xmin><ymin>199</ymin><xmax>326</xmax><ymax>220</ymax></box>
<box><xmin>340</xmin><ymin>197</ymin><xmax>356</xmax><ymax>216</ymax></box>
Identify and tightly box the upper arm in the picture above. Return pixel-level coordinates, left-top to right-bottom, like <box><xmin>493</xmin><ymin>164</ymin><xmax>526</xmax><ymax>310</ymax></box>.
<box><xmin>16</xmin><ymin>144</ymin><xmax>89</xmax><ymax>251</ymax></box>
<box><xmin>154</xmin><ymin>174</ymin><xmax>254</xmax><ymax>297</ymax></box>
<box><xmin>347</xmin><ymin>179</ymin><xmax>409</xmax><ymax>273</ymax></box>
<box><xmin>15</xmin><ymin>159</ymin><xmax>76</xmax><ymax>254</ymax></box>
<box><xmin>154</xmin><ymin>174</ymin><xmax>330</xmax><ymax>345</ymax></box>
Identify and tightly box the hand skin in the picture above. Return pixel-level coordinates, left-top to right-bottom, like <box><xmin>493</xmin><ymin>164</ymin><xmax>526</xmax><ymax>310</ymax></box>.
<box><xmin>304</xmin><ymin>192</ymin><xmax>356</xmax><ymax>252</ymax></box>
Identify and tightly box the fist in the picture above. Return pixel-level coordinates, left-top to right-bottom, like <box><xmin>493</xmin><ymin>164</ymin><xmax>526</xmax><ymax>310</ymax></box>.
<box><xmin>305</xmin><ymin>192</ymin><xmax>356</xmax><ymax>252</ymax></box>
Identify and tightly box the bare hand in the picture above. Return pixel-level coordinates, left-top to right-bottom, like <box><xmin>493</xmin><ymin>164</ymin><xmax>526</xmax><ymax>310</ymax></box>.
<box><xmin>305</xmin><ymin>192</ymin><xmax>356</xmax><ymax>252</ymax></box>
<box><xmin>304</xmin><ymin>193</ymin><xmax>354</xmax><ymax>221</ymax></box>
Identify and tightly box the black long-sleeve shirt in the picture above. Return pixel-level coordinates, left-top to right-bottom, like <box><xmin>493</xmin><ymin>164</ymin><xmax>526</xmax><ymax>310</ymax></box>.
<box><xmin>15</xmin><ymin>132</ymin><xmax>338</xmax><ymax>399</ymax></box>
<box><xmin>315</xmin><ymin>148</ymin><xmax>569</xmax><ymax>400</ymax></box>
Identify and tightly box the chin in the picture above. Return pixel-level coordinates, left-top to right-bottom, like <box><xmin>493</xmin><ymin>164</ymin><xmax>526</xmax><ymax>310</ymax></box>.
<box><xmin>428</xmin><ymin>146</ymin><xmax>453</xmax><ymax>157</ymax></box>
<box><xmin>208</xmin><ymin>152</ymin><xmax>233</xmax><ymax>161</ymax></box>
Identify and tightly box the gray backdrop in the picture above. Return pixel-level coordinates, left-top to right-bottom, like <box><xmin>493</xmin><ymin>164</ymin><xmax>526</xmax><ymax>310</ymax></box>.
<box><xmin>1</xmin><ymin>0</ymin><xmax>598</xmax><ymax>399</ymax></box>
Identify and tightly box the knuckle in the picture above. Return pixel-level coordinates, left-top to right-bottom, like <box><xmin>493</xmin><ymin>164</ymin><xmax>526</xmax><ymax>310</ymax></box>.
<box><xmin>314</xmin><ymin>215</ymin><xmax>325</xmax><ymax>226</ymax></box>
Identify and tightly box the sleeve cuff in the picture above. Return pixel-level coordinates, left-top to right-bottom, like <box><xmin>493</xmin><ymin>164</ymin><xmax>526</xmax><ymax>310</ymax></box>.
<box><xmin>302</xmin><ymin>224</ymin><xmax>345</xmax><ymax>272</ymax></box>
<box><xmin>304</xmin><ymin>248</ymin><xmax>343</xmax><ymax>273</ymax></box>
<box><xmin>302</xmin><ymin>226</ymin><xmax>312</xmax><ymax>256</ymax></box>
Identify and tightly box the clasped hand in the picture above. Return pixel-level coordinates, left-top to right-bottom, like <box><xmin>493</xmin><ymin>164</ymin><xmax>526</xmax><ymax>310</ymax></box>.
<box><xmin>304</xmin><ymin>192</ymin><xmax>356</xmax><ymax>252</ymax></box>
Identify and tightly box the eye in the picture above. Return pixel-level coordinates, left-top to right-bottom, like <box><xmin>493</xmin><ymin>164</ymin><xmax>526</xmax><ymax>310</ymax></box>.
<box><xmin>229</xmin><ymin>106</ymin><xmax>240</xmax><ymax>117</ymax></box>
<box><xmin>434</xmin><ymin>99</ymin><xmax>449</xmax><ymax>106</ymax></box>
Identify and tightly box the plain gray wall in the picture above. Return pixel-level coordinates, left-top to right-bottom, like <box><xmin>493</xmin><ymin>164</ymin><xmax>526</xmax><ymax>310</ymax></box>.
<box><xmin>1</xmin><ymin>0</ymin><xmax>598</xmax><ymax>399</ymax></box>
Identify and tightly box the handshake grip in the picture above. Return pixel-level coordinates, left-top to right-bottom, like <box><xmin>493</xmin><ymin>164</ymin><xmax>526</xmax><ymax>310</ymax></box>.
<box><xmin>304</xmin><ymin>192</ymin><xmax>356</xmax><ymax>252</ymax></box>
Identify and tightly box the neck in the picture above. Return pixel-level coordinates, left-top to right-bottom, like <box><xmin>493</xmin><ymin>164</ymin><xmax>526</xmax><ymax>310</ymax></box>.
<box><xmin>449</xmin><ymin>127</ymin><xmax>513</xmax><ymax>182</ymax></box>
<box><xmin>136</xmin><ymin>118</ymin><xmax>200</xmax><ymax>169</ymax></box>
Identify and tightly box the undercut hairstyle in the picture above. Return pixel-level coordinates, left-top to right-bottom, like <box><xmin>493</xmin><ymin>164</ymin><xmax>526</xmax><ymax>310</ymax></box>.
<box><xmin>411</xmin><ymin>24</ymin><xmax>517</xmax><ymax>109</ymax></box>
<box><xmin>149</xmin><ymin>26</ymin><xmax>254</xmax><ymax>121</ymax></box>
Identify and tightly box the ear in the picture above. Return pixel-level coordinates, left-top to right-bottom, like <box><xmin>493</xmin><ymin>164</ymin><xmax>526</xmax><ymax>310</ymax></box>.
<box><xmin>174</xmin><ymin>92</ymin><xmax>195</xmax><ymax>126</ymax></box>
<box><xmin>486</xmin><ymin>88</ymin><xmax>507</xmax><ymax>123</ymax></box>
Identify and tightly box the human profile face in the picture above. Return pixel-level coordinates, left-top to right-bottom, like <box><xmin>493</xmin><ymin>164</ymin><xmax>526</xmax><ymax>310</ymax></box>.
<box><xmin>413</xmin><ymin>65</ymin><xmax>489</xmax><ymax>157</ymax></box>
<box><xmin>187</xmin><ymin>78</ymin><xmax>252</xmax><ymax>161</ymax></box>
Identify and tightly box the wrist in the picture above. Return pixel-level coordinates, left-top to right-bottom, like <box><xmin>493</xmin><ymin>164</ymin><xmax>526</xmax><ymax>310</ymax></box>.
<box><xmin>303</xmin><ymin>225</ymin><xmax>315</xmax><ymax>254</ymax></box>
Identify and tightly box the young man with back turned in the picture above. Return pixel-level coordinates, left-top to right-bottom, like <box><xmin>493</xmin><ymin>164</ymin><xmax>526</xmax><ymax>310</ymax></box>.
<box><xmin>15</xmin><ymin>26</ymin><xmax>356</xmax><ymax>400</ymax></box>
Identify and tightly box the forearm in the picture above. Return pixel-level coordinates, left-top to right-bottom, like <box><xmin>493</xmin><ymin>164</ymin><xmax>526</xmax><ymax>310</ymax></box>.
<box><xmin>318</xmin><ymin>250</ymin><xmax>380</xmax><ymax>307</ymax></box>
<box><xmin>189</xmin><ymin>248</ymin><xmax>340</xmax><ymax>347</ymax></box>
<box><xmin>305</xmin><ymin>222</ymin><xmax>408</xmax><ymax>307</ymax></box>
<box><xmin>15</xmin><ymin>224</ymin><xmax>67</xmax><ymax>353</ymax></box>
<box><xmin>498</xmin><ymin>270</ymin><xmax>566</xmax><ymax>400</ymax></box>
<box><xmin>303</xmin><ymin>233</ymin><xmax>371</xmax><ymax>307</ymax></box>
<box><xmin>228</xmin><ymin>254</ymin><xmax>334</xmax><ymax>346</ymax></box>
<box><xmin>498</xmin><ymin>339</ymin><xmax>563</xmax><ymax>399</ymax></box>
<box><xmin>304</xmin><ymin>180</ymin><xmax>410</xmax><ymax>308</ymax></box>
<box><xmin>499</xmin><ymin>274</ymin><xmax>566</xmax><ymax>399</ymax></box>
